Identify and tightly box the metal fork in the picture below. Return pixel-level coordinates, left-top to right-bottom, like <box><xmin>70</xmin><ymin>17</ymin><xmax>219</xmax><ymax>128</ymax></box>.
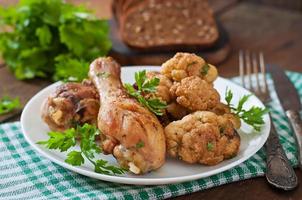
<box><xmin>239</xmin><ymin>50</ymin><xmax>298</xmax><ymax>190</ymax></box>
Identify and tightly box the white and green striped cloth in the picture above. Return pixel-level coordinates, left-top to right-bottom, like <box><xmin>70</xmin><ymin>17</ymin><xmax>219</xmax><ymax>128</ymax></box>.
<box><xmin>0</xmin><ymin>72</ymin><xmax>301</xmax><ymax>200</ymax></box>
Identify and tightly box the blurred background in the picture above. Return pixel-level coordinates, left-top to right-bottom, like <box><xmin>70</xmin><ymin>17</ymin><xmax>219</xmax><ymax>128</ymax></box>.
<box><xmin>0</xmin><ymin>0</ymin><xmax>301</xmax><ymax>122</ymax></box>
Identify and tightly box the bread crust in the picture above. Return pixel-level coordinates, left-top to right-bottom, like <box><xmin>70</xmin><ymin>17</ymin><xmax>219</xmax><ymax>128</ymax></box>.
<box><xmin>113</xmin><ymin>0</ymin><xmax>219</xmax><ymax>51</ymax></box>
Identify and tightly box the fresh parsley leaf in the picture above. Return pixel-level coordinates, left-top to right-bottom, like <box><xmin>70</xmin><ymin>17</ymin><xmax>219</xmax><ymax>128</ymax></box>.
<box><xmin>78</xmin><ymin>124</ymin><xmax>101</xmax><ymax>159</ymax></box>
<box><xmin>35</xmin><ymin>25</ymin><xmax>52</xmax><ymax>47</ymax></box>
<box><xmin>224</xmin><ymin>88</ymin><xmax>233</xmax><ymax>106</ymax></box>
<box><xmin>65</xmin><ymin>151</ymin><xmax>84</xmax><ymax>166</ymax></box>
<box><xmin>0</xmin><ymin>0</ymin><xmax>111</xmax><ymax>81</ymax></box>
<box><xmin>134</xmin><ymin>70</ymin><xmax>146</xmax><ymax>91</ymax></box>
<box><xmin>124</xmin><ymin>71</ymin><xmax>167</xmax><ymax>116</ymax></box>
<box><xmin>53</xmin><ymin>54</ymin><xmax>89</xmax><ymax>82</ymax></box>
<box><xmin>136</xmin><ymin>140</ymin><xmax>145</xmax><ymax>148</ymax></box>
<box><xmin>37</xmin><ymin>124</ymin><xmax>127</xmax><ymax>175</ymax></box>
<box><xmin>225</xmin><ymin>88</ymin><xmax>268</xmax><ymax>132</ymax></box>
<box><xmin>201</xmin><ymin>63</ymin><xmax>210</xmax><ymax>76</ymax></box>
<box><xmin>95</xmin><ymin>160</ymin><xmax>127</xmax><ymax>175</ymax></box>
<box><xmin>142</xmin><ymin>77</ymin><xmax>160</xmax><ymax>93</ymax></box>
<box><xmin>145</xmin><ymin>98</ymin><xmax>167</xmax><ymax>116</ymax></box>
<box><xmin>0</xmin><ymin>96</ymin><xmax>21</xmax><ymax>115</ymax></box>
<box><xmin>207</xmin><ymin>142</ymin><xmax>214</xmax><ymax>151</ymax></box>
<box><xmin>240</xmin><ymin>106</ymin><xmax>269</xmax><ymax>131</ymax></box>
<box><xmin>237</xmin><ymin>94</ymin><xmax>252</xmax><ymax>113</ymax></box>
<box><xmin>37</xmin><ymin>128</ymin><xmax>76</xmax><ymax>152</ymax></box>
<box><xmin>96</xmin><ymin>72</ymin><xmax>110</xmax><ymax>79</ymax></box>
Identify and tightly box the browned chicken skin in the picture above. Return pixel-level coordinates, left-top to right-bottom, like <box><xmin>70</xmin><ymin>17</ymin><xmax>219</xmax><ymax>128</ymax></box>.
<box><xmin>41</xmin><ymin>81</ymin><xmax>99</xmax><ymax>131</ymax></box>
<box><xmin>88</xmin><ymin>57</ymin><xmax>166</xmax><ymax>174</ymax></box>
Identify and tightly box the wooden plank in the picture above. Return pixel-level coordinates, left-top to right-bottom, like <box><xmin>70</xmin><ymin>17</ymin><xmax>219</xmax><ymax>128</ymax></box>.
<box><xmin>244</xmin><ymin>0</ymin><xmax>302</xmax><ymax>11</ymax></box>
<box><xmin>0</xmin><ymin>67</ymin><xmax>50</xmax><ymax>122</ymax></box>
<box><xmin>217</xmin><ymin>2</ymin><xmax>302</xmax><ymax>77</ymax></box>
<box><xmin>209</xmin><ymin>0</ymin><xmax>240</xmax><ymax>15</ymax></box>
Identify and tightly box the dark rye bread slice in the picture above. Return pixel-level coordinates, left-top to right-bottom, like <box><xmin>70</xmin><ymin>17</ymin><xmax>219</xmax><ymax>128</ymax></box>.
<box><xmin>119</xmin><ymin>0</ymin><xmax>219</xmax><ymax>51</ymax></box>
<box><xmin>112</xmin><ymin>0</ymin><xmax>141</xmax><ymax>24</ymax></box>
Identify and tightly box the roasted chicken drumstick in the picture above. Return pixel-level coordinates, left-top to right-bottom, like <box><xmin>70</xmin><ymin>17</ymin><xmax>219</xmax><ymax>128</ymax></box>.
<box><xmin>89</xmin><ymin>57</ymin><xmax>166</xmax><ymax>174</ymax></box>
<box><xmin>41</xmin><ymin>81</ymin><xmax>99</xmax><ymax>131</ymax></box>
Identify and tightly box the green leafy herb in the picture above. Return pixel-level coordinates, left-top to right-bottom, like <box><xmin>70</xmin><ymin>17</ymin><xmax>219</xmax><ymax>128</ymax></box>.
<box><xmin>0</xmin><ymin>96</ymin><xmax>21</xmax><ymax>115</ymax></box>
<box><xmin>225</xmin><ymin>88</ymin><xmax>268</xmax><ymax>131</ymax></box>
<box><xmin>0</xmin><ymin>0</ymin><xmax>111</xmax><ymax>81</ymax></box>
<box><xmin>187</xmin><ymin>61</ymin><xmax>197</xmax><ymax>68</ymax></box>
<box><xmin>124</xmin><ymin>70</ymin><xmax>167</xmax><ymax>116</ymax></box>
<box><xmin>201</xmin><ymin>63</ymin><xmax>210</xmax><ymax>76</ymax></box>
<box><xmin>96</xmin><ymin>72</ymin><xmax>110</xmax><ymax>79</ymax></box>
<box><xmin>94</xmin><ymin>160</ymin><xmax>127</xmax><ymax>175</ymax></box>
<box><xmin>37</xmin><ymin>124</ymin><xmax>127</xmax><ymax>175</ymax></box>
<box><xmin>136</xmin><ymin>140</ymin><xmax>145</xmax><ymax>149</ymax></box>
<box><xmin>207</xmin><ymin>142</ymin><xmax>214</xmax><ymax>151</ymax></box>
<box><xmin>65</xmin><ymin>151</ymin><xmax>84</xmax><ymax>166</ymax></box>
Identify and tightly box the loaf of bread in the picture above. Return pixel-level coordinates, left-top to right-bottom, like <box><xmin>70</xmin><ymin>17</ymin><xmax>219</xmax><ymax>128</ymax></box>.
<box><xmin>112</xmin><ymin>0</ymin><xmax>219</xmax><ymax>51</ymax></box>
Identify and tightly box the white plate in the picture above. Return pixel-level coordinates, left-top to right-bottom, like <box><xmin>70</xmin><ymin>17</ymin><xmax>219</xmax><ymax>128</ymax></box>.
<box><xmin>21</xmin><ymin>66</ymin><xmax>270</xmax><ymax>185</ymax></box>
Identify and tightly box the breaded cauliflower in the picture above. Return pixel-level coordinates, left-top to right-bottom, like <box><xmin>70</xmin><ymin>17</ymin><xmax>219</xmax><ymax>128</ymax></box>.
<box><xmin>165</xmin><ymin>111</ymin><xmax>240</xmax><ymax>165</ymax></box>
<box><xmin>170</xmin><ymin>76</ymin><xmax>220</xmax><ymax>111</ymax></box>
<box><xmin>145</xmin><ymin>71</ymin><xmax>173</xmax><ymax>103</ymax></box>
<box><xmin>210</xmin><ymin>103</ymin><xmax>241</xmax><ymax>129</ymax></box>
<box><xmin>145</xmin><ymin>71</ymin><xmax>189</xmax><ymax>121</ymax></box>
<box><xmin>161</xmin><ymin>52</ymin><xmax>218</xmax><ymax>83</ymax></box>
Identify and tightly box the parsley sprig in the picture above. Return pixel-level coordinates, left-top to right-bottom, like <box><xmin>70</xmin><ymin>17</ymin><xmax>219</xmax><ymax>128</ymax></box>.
<box><xmin>37</xmin><ymin>124</ymin><xmax>127</xmax><ymax>175</ymax></box>
<box><xmin>0</xmin><ymin>96</ymin><xmax>21</xmax><ymax>115</ymax></box>
<box><xmin>124</xmin><ymin>70</ymin><xmax>167</xmax><ymax>116</ymax></box>
<box><xmin>0</xmin><ymin>0</ymin><xmax>111</xmax><ymax>81</ymax></box>
<box><xmin>225</xmin><ymin>88</ymin><xmax>268</xmax><ymax>131</ymax></box>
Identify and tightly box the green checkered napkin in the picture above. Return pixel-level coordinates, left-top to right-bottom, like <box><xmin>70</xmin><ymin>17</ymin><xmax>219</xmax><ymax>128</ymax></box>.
<box><xmin>0</xmin><ymin>72</ymin><xmax>301</xmax><ymax>200</ymax></box>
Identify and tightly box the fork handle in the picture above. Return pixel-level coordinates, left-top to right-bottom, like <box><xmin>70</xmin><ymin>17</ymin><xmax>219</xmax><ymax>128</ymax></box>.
<box><xmin>265</xmin><ymin>116</ymin><xmax>298</xmax><ymax>190</ymax></box>
<box><xmin>286</xmin><ymin>110</ymin><xmax>302</xmax><ymax>169</ymax></box>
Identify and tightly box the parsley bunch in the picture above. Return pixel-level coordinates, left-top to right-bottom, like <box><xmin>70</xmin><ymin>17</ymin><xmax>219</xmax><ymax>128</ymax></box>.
<box><xmin>0</xmin><ymin>0</ymin><xmax>111</xmax><ymax>81</ymax></box>
<box><xmin>124</xmin><ymin>70</ymin><xmax>167</xmax><ymax>116</ymax></box>
<box><xmin>37</xmin><ymin>124</ymin><xmax>127</xmax><ymax>175</ymax></box>
<box><xmin>225</xmin><ymin>88</ymin><xmax>268</xmax><ymax>131</ymax></box>
<box><xmin>0</xmin><ymin>96</ymin><xmax>21</xmax><ymax>115</ymax></box>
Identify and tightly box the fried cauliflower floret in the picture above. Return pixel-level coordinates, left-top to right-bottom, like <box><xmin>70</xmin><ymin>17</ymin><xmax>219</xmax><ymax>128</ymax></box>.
<box><xmin>145</xmin><ymin>71</ymin><xmax>190</xmax><ymax>121</ymax></box>
<box><xmin>161</xmin><ymin>52</ymin><xmax>218</xmax><ymax>83</ymax></box>
<box><xmin>170</xmin><ymin>76</ymin><xmax>220</xmax><ymax>111</ymax></box>
<box><xmin>210</xmin><ymin>103</ymin><xmax>241</xmax><ymax>129</ymax></box>
<box><xmin>145</xmin><ymin>71</ymin><xmax>173</xmax><ymax>103</ymax></box>
<box><xmin>165</xmin><ymin>111</ymin><xmax>240</xmax><ymax>165</ymax></box>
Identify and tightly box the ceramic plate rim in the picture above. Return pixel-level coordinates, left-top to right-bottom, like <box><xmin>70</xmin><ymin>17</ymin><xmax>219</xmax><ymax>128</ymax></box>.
<box><xmin>21</xmin><ymin>66</ymin><xmax>270</xmax><ymax>185</ymax></box>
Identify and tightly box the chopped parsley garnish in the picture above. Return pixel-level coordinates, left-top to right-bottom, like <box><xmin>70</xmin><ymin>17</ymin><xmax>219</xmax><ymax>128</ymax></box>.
<box><xmin>201</xmin><ymin>63</ymin><xmax>210</xmax><ymax>76</ymax></box>
<box><xmin>207</xmin><ymin>142</ymin><xmax>214</xmax><ymax>151</ymax></box>
<box><xmin>97</xmin><ymin>72</ymin><xmax>110</xmax><ymax>78</ymax></box>
<box><xmin>225</xmin><ymin>88</ymin><xmax>268</xmax><ymax>132</ymax></box>
<box><xmin>136</xmin><ymin>140</ymin><xmax>145</xmax><ymax>148</ymax></box>
<box><xmin>37</xmin><ymin>124</ymin><xmax>127</xmax><ymax>175</ymax></box>
<box><xmin>0</xmin><ymin>96</ymin><xmax>21</xmax><ymax>115</ymax></box>
<box><xmin>124</xmin><ymin>70</ymin><xmax>167</xmax><ymax>116</ymax></box>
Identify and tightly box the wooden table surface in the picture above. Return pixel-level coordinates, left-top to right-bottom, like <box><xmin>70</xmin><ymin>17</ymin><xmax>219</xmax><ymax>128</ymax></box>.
<box><xmin>1</xmin><ymin>1</ymin><xmax>302</xmax><ymax>199</ymax></box>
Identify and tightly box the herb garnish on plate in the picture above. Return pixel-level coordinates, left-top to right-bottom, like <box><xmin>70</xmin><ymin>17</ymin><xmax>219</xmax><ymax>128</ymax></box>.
<box><xmin>37</xmin><ymin>124</ymin><xmax>127</xmax><ymax>175</ymax></box>
<box><xmin>225</xmin><ymin>88</ymin><xmax>268</xmax><ymax>131</ymax></box>
<box><xmin>124</xmin><ymin>70</ymin><xmax>167</xmax><ymax>116</ymax></box>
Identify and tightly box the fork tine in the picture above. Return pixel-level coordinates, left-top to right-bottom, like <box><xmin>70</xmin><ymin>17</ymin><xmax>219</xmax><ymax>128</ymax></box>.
<box><xmin>239</xmin><ymin>50</ymin><xmax>246</xmax><ymax>88</ymax></box>
<box><xmin>259</xmin><ymin>52</ymin><xmax>268</xmax><ymax>94</ymax></box>
<box><xmin>252</xmin><ymin>53</ymin><xmax>261</xmax><ymax>94</ymax></box>
<box><xmin>245</xmin><ymin>50</ymin><xmax>253</xmax><ymax>92</ymax></box>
